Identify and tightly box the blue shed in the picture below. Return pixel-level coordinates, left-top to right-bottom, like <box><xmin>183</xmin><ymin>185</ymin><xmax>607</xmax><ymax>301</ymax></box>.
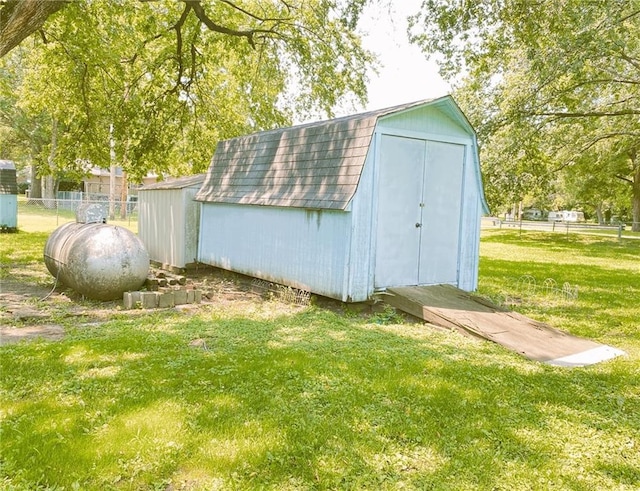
<box><xmin>195</xmin><ymin>96</ymin><xmax>489</xmax><ymax>302</ymax></box>
<box><xmin>0</xmin><ymin>160</ymin><xmax>18</xmax><ymax>232</ymax></box>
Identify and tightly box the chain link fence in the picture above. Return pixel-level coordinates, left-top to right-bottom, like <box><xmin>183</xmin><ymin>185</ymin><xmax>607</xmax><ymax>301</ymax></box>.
<box><xmin>18</xmin><ymin>195</ymin><xmax>138</xmax><ymax>229</ymax></box>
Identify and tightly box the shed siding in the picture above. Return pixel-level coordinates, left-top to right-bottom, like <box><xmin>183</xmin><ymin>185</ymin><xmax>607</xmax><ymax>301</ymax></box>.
<box><xmin>457</xmin><ymin>144</ymin><xmax>483</xmax><ymax>290</ymax></box>
<box><xmin>0</xmin><ymin>161</ymin><xmax>18</xmax><ymax>229</ymax></box>
<box><xmin>139</xmin><ymin>186</ymin><xmax>201</xmax><ymax>269</ymax></box>
<box><xmin>139</xmin><ymin>189</ymin><xmax>183</xmax><ymax>267</ymax></box>
<box><xmin>376</xmin><ymin>105</ymin><xmax>469</xmax><ymax>140</ymax></box>
<box><xmin>0</xmin><ymin>195</ymin><xmax>18</xmax><ymax>229</ymax></box>
<box><xmin>198</xmin><ymin>203</ymin><xmax>351</xmax><ymax>299</ymax></box>
<box><xmin>344</xmin><ymin>147</ymin><xmax>377</xmax><ymax>301</ymax></box>
<box><xmin>183</xmin><ymin>188</ymin><xmax>201</xmax><ymax>266</ymax></box>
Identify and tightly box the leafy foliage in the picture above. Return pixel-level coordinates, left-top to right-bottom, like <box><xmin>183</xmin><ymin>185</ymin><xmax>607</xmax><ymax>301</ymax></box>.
<box><xmin>410</xmin><ymin>0</ymin><xmax>640</xmax><ymax>228</ymax></box>
<box><xmin>0</xmin><ymin>0</ymin><xmax>375</xmax><ymax>183</ymax></box>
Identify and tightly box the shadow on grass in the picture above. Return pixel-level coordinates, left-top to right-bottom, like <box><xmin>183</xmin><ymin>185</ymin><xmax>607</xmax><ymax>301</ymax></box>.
<box><xmin>1</xmin><ymin>307</ymin><xmax>639</xmax><ymax>490</ymax></box>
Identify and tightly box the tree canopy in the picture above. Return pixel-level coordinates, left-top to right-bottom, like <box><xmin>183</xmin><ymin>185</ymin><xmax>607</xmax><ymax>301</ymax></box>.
<box><xmin>0</xmin><ymin>0</ymin><xmax>375</xmax><ymax>195</ymax></box>
<box><xmin>410</xmin><ymin>0</ymin><xmax>640</xmax><ymax>229</ymax></box>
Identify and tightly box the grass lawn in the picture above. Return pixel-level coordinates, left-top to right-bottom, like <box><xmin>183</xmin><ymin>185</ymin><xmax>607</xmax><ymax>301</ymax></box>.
<box><xmin>1</xmin><ymin>229</ymin><xmax>639</xmax><ymax>490</ymax></box>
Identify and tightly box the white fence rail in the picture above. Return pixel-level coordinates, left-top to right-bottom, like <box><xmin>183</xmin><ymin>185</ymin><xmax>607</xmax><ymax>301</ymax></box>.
<box><xmin>482</xmin><ymin>217</ymin><xmax>639</xmax><ymax>239</ymax></box>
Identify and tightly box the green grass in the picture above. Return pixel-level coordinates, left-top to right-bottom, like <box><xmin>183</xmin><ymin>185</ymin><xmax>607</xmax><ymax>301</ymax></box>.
<box><xmin>0</xmin><ymin>231</ymin><xmax>48</xmax><ymax>268</ymax></box>
<box><xmin>478</xmin><ymin>230</ymin><xmax>640</xmax><ymax>343</ymax></box>
<box><xmin>1</xmin><ymin>229</ymin><xmax>639</xmax><ymax>490</ymax></box>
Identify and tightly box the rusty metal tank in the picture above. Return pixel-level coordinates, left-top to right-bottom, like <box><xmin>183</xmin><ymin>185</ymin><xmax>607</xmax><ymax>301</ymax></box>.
<box><xmin>44</xmin><ymin>222</ymin><xmax>149</xmax><ymax>301</ymax></box>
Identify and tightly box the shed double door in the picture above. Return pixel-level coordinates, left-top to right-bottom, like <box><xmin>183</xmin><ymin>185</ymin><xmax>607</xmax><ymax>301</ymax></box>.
<box><xmin>374</xmin><ymin>134</ymin><xmax>465</xmax><ymax>288</ymax></box>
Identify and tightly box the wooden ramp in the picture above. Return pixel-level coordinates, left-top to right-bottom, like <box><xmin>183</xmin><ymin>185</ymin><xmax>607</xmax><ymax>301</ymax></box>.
<box><xmin>385</xmin><ymin>285</ymin><xmax>625</xmax><ymax>367</ymax></box>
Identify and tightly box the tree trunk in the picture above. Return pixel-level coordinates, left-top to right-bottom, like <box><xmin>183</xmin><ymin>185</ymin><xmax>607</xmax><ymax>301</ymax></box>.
<box><xmin>109</xmin><ymin>123</ymin><xmax>116</xmax><ymax>220</ymax></box>
<box><xmin>632</xmin><ymin>154</ymin><xmax>640</xmax><ymax>232</ymax></box>
<box><xmin>120</xmin><ymin>170</ymin><xmax>128</xmax><ymax>220</ymax></box>
<box><xmin>42</xmin><ymin>118</ymin><xmax>57</xmax><ymax>209</ymax></box>
<box><xmin>0</xmin><ymin>0</ymin><xmax>67</xmax><ymax>57</ymax></box>
<box><xmin>29</xmin><ymin>164</ymin><xmax>41</xmax><ymax>199</ymax></box>
<box><xmin>595</xmin><ymin>202</ymin><xmax>604</xmax><ymax>225</ymax></box>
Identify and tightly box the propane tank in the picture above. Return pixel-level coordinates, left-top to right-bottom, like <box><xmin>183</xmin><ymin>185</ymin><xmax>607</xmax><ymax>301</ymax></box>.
<box><xmin>44</xmin><ymin>223</ymin><xmax>149</xmax><ymax>301</ymax></box>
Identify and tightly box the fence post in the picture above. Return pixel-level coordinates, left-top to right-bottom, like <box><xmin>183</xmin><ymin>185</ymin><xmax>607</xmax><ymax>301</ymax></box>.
<box><xmin>618</xmin><ymin>225</ymin><xmax>623</xmax><ymax>240</ymax></box>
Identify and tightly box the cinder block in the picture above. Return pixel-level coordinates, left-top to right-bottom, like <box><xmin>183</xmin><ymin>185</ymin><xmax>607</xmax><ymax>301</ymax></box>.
<box><xmin>141</xmin><ymin>291</ymin><xmax>159</xmax><ymax>309</ymax></box>
<box><xmin>174</xmin><ymin>289</ymin><xmax>188</xmax><ymax>305</ymax></box>
<box><xmin>186</xmin><ymin>290</ymin><xmax>195</xmax><ymax>304</ymax></box>
<box><xmin>123</xmin><ymin>291</ymin><xmax>142</xmax><ymax>309</ymax></box>
<box><xmin>158</xmin><ymin>291</ymin><xmax>175</xmax><ymax>308</ymax></box>
<box><xmin>123</xmin><ymin>292</ymin><xmax>133</xmax><ymax>309</ymax></box>
<box><xmin>193</xmin><ymin>290</ymin><xmax>202</xmax><ymax>304</ymax></box>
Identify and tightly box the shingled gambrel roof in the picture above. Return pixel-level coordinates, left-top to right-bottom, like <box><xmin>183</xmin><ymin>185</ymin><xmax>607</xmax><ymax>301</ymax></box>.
<box><xmin>194</xmin><ymin>98</ymin><xmax>442</xmax><ymax>210</ymax></box>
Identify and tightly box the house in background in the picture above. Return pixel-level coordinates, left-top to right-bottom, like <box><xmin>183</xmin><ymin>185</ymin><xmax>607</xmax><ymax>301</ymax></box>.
<box><xmin>82</xmin><ymin>166</ymin><xmax>159</xmax><ymax>199</ymax></box>
<box><xmin>194</xmin><ymin>95</ymin><xmax>489</xmax><ymax>302</ymax></box>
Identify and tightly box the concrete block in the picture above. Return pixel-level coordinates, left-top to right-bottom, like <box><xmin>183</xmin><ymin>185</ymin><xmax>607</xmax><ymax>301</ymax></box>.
<box><xmin>186</xmin><ymin>290</ymin><xmax>195</xmax><ymax>304</ymax></box>
<box><xmin>141</xmin><ymin>291</ymin><xmax>158</xmax><ymax>309</ymax></box>
<box><xmin>123</xmin><ymin>291</ymin><xmax>142</xmax><ymax>309</ymax></box>
<box><xmin>174</xmin><ymin>289</ymin><xmax>188</xmax><ymax>305</ymax></box>
<box><xmin>158</xmin><ymin>291</ymin><xmax>175</xmax><ymax>308</ymax></box>
<box><xmin>193</xmin><ymin>290</ymin><xmax>202</xmax><ymax>304</ymax></box>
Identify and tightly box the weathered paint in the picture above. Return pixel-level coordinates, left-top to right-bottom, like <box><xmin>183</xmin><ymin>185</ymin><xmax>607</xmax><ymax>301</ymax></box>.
<box><xmin>370</xmin><ymin>102</ymin><xmax>486</xmax><ymax>292</ymax></box>
<box><xmin>199</xmin><ymin>203</ymin><xmax>351</xmax><ymax>300</ymax></box>
<box><xmin>197</xmin><ymin>96</ymin><xmax>487</xmax><ymax>301</ymax></box>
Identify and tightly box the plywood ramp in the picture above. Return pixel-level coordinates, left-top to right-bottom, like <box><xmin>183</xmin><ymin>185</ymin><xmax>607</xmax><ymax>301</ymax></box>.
<box><xmin>385</xmin><ymin>285</ymin><xmax>625</xmax><ymax>367</ymax></box>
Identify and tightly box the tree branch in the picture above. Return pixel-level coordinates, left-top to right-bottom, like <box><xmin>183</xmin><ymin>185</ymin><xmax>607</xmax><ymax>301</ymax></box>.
<box><xmin>616</xmin><ymin>174</ymin><xmax>633</xmax><ymax>184</ymax></box>
<box><xmin>0</xmin><ymin>0</ymin><xmax>67</xmax><ymax>57</ymax></box>
<box><xmin>529</xmin><ymin>109</ymin><xmax>640</xmax><ymax>118</ymax></box>
<box><xmin>184</xmin><ymin>0</ymin><xmax>257</xmax><ymax>48</ymax></box>
<box><xmin>219</xmin><ymin>0</ymin><xmax>282</xmax><ymax>23</ymax></box>
<box><xmin>169</xmin><ymin>2</ymin><xmax>192</xmax><ymax>95</ymax></box>
<box><xmin>553</xmin><ymin>132</ymin><xmax>640</xmax><ymax>172</ymax></box>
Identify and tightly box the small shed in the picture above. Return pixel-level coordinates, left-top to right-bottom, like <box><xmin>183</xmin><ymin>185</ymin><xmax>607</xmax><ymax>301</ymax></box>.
<box><xmin>195</xmin><ymin>96</ymin><xmax>489</xmax><ymax>302</ymax></box>
<box><xmin>138</xmin><ymin>174</ymin><xmax>205</xmax><ymax>270</ymax></box>
<box><xmin>0</xmin><ymin>160</ymin><xmax>18</xmax><ymax>232</ymax></box>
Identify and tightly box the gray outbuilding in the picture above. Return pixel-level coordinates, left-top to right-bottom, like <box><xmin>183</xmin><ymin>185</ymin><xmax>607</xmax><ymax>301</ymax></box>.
<box><xmin>138</xmin><ymin>174</ymin><xmax>205</xmax><ymax>270</ymax></box>
<box><xmin>195</xmin><ymin>95</ymin><xmax>489</xmax><ymax>302</ymax></box>
<box><xmin>0</xmin><ymin>160</ymin><xmax>18</xmax><ymax>232</ymax></box>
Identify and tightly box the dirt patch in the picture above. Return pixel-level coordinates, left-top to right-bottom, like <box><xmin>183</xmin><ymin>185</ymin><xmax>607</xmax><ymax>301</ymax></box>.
<box><xmin>0</xmin><ymin>262</ymin><xmax>368</xmax><ymax>345</ymax></box>
<box><xmin>0</xmin><ymin>324</ymin><xmax>66</xmax><ymax>345</ymax></box>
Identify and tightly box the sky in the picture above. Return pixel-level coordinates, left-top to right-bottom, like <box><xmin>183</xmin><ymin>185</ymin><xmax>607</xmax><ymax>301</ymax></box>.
<box><xmin>357</xmin><ymin>0</ymin><xmax>451</xmax><ymax>112</ymax></box>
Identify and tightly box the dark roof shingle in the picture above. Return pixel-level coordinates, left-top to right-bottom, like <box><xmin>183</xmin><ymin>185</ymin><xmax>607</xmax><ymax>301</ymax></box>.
<box><xmin>0</xmin><ymin>160</ymin><xmax>18</xmax><ymax>195</ymax></box>
<box><xmin>195</xmin><ymin>99</ymin><xmax>435</xmax><ymax>210</ymax></box>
